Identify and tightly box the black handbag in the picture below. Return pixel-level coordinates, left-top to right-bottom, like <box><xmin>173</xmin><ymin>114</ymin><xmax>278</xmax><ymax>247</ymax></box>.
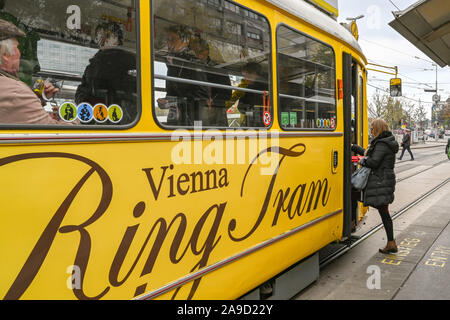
<box><xmin>351</xmin><ymin>166</ymin><xmax>371</xmax><ymax>191</ymax></box>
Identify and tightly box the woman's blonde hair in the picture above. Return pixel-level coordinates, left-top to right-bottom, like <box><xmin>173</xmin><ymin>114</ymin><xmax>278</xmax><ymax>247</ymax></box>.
<box><xmin>371</xmin><ymin>119</ymin><xmax>389</xmax><ymax>138</ymax></box>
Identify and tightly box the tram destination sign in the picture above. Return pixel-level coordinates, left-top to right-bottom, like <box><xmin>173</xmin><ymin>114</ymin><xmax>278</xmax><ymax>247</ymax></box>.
<box><xmin>390</xmin><ymin>78</ymin><xmax>402</xmax><ymax>97</ymax></box>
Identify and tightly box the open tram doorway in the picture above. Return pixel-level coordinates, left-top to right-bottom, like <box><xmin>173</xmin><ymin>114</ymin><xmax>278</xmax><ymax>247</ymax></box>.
<box><xmin>342</xmin><ymin>52</ymin><xmax>364</xmax><ymax>238</ymax></box>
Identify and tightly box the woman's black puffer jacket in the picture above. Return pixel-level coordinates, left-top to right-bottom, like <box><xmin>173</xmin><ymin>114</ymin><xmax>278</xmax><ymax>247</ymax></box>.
<box><xmin>352</xmin><ymin>131</ymin><xmax>399</xmax><ymax>208</ymax></box>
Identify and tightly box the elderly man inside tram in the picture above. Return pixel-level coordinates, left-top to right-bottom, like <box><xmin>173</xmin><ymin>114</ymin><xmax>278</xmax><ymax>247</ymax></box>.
<box><xmin>0</xmin><ymin>18</ymin><xmax>70</xmax><ymax>125</ymax></box>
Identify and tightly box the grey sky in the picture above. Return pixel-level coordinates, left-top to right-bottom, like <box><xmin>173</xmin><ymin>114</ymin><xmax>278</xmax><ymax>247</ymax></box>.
<box><xmin>338</xmin><ymin>0</ymin><xmax>450</xmax><ymax>119</ymax></box>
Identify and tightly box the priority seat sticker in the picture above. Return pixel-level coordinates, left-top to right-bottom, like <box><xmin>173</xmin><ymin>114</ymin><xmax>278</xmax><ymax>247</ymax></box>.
<box><xmin>57</xmin><ymin>102</ymin><xmax>123</xmax><ymax>123</ymax></box>
<box><xmin>108</xmin><ymin>104</ymin><xmax>123</xmax><ymax>124</ymax></box>
<box><xmin>59</xmin><ymin>102</ymin><xmax>77</xmax><ymax>122</ymax></box>
<box><xmin>93</xmin><ymin>104</ymin><xmax>109</xmax><ymax>123</ymax></box>
<box><xmin>77</xmin><ymin>103</ymin><xmax>94</xmax><ymax>123</ymax></box>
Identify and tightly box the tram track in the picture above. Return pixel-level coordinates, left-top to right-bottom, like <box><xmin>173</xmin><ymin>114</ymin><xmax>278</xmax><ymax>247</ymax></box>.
<box><xmin>395</xmin><ymin>145</ymin><xmax>446</xmax><ymax>164</ymax></box>
<box><xmin>319</xmin><ymin>176</ymin><xmax>450</xmax><ymax>269</ymax></box>
<box><xmin>396</xmin><ymin>159</ymin><xmax>449</xmax><ymax>182</ymax></box>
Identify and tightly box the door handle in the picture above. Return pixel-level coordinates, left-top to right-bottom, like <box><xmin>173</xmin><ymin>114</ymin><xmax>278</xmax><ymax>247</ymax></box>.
<box><xmin>331</xmin><ymin>150</ymin><xmax>338</xmax><ymax>174</ymax></box>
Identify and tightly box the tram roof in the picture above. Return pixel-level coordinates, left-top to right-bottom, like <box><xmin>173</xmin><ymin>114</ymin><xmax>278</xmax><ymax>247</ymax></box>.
<box><xmin>265</xmin><ymin>0</ymin><xmax>365</xmax><ymax>60</ymax></box>
<box><xmin>389</xmin><ymin>0</ymin><xmax>450</xmax><ymax>68</ymax></box>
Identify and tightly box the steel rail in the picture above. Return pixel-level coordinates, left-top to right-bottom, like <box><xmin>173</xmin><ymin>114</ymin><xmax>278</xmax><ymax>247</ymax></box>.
<box><xmin>396</xmin><ymin>159</ymin><xmax>449</xmax><ymax>182</ymax></box>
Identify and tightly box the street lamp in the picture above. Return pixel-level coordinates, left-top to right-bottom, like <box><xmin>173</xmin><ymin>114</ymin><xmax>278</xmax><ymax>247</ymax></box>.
<box><xmin>416</xmin><ymin>57</ymin><xmax>440</xmax><ymax>126</ymax></box>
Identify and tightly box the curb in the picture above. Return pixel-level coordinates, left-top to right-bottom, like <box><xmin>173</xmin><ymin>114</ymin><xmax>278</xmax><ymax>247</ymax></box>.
<box><xmin>411</xmin><ymin>143</ymin><xmax>447</xmax><ymax>149</ymax></box>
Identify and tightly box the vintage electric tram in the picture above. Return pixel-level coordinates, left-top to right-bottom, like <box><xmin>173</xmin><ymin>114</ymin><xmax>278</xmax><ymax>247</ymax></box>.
<box><xmin>0</xmin><ymin>0</ymin><xmax>368</xmax><ymax>299</ymax></box>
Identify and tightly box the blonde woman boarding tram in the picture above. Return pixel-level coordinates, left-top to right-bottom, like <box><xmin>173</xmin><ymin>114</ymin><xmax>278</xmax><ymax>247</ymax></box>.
<box><xmin>352</xmin><ymin>119</ymin><xmax>399</xmax><ymax>254</ymax></box>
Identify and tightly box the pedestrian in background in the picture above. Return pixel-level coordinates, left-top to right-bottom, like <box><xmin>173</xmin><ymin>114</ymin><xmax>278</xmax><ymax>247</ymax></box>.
<box><xmin>446</xmin><ymin>137</ymin><xmax>449</xmax><ymax>159</ymax></box>
<box><xmin>352</xmin><ymin>119</ymin><xmax>399</xmax><ymax>254</ymax></box>
<box><xmin>398</xmin><ymin>129</ymin><xmax>414</xmax><ymax>161</ymax></box>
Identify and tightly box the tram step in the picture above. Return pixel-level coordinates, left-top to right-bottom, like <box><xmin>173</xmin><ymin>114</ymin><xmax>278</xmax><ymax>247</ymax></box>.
<box><xmin>240</xmin><ymin>253</ymin><xmax>319</xmax><ymax>300</ymax></box>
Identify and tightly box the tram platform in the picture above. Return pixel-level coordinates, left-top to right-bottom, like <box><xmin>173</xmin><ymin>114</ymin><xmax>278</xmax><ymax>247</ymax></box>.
<box><xmin>323</xmin><ymin>193</ymin><xmax>450</xmax><ymax>300</ymax></box>
<box><xmin>410</xmin><ymin>140</ymin><xmax>448</xmax><ymax>149</ymax></box>
<box><xmin>293</xmin><ymin>157</ymin><xmax>450</xmax><ymax>301</ymax></box>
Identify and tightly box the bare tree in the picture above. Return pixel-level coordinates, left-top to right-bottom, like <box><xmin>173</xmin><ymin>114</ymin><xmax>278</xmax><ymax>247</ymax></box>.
<box><xmin>437</xmin><ymin>102</ymin><xmax>450</xmax><ymax>128</ymax></box>
<box><xmin>368</xmin><ymin>91</ymin><xmax>387</xmax><ymax>119</ymax></box>
<box><xmin>402</xmin><ymin>100</ymin><xmax>416</xmax><ymax>128</ymax></box>
<box><xmin>412</xmin><ymin>101</ymin><xmax>427</xmax><ymax>129</ymax></box>
<box><xmin>384</xmin><ymin>97</ymin><xmax>402</xmax><ymax>130</ymax></box>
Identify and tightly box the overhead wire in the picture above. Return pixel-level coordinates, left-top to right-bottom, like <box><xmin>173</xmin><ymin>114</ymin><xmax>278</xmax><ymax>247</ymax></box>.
<box><xmin>366</xmin><ymin>83</ymin><xmax>434</xmax><ymax>104</ymax></box>
<box><xmin>368</xmin><ymin>78</ymin><xmax>433</xmax><ymax>90</ymax></box>
<box><xmin>397</xmin><ymin>72</ymin><xmax>434</xmax><ymax>88</ymax></box>
<box><xmin>367</xmin><ymin>58</ymin><xmax>449</xmax><ymax>89</ymax></box>
<box><xmin>388</xmin><ymin>0</ymin><xmax>401</xmax><ymax>11</ymax></box>
<box><xmin>360</xmin><ymin>38</ymin><xmax>437</xmax><ymax>67</ymax></box>
<box><xmin>363</xmin><ymin>2</ymin><xmax>447</xmax><ymax>108</ymax></box>
<box><xmin>360</xmin><ymin>38</ymin><xmax>424</xmax><ymax>61</ymax></box>
<box><xmin>367</xmin><ymin>57</ymin><xmax>436</xmax><ymax>71</ymax></box>
<box><xmin>365</xmin><ymin>57</ymin><xmax>435</xmax><ymax>88</ymax></box>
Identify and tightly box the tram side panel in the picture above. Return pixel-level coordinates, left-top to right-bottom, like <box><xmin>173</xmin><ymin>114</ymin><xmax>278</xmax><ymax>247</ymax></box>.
<box><xmin>0</xmin><ymin>134</ymin><xmax>343</xmax><ymax>300</ymax></box>
<box><xmin>0</xmin><ymin>0</ymin><xmax>365</xmax><ymax>300</ymax></box>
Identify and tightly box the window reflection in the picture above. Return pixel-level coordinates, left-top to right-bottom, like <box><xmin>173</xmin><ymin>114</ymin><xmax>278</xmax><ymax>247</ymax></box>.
<box><xmin>153</xmin><ymin>0</ymin><xmax>271</xmax><ymax>128</ymax></box>
<box><xmin>277</xmin><ymin>25</ymin><xmax>336</xmax><ymax>130</ymax></box>
<box><xmin>0</xmin><ymin>0</ymin><xmax>138</xmax><ymax>126</ymax></box>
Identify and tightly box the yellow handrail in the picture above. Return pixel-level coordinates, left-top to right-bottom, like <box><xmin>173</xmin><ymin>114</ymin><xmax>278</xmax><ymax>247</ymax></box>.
<box><xmin>367</xmin><ymin>63</ymin><xmax>398</xmax><ymax>78</ymax></box>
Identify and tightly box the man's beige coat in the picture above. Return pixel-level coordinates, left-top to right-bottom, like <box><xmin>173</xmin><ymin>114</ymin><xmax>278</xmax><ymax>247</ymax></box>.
<box><xmin>0</xmin><ymin>71</ymin><xmax>62</xmax><ymax>125</ymax></box>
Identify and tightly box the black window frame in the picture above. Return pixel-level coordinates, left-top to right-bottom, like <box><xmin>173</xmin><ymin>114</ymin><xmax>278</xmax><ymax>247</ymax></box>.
<box><xmin>276</xmin><ymin>23</ymin><xmax>337</xmax><ymax>132</ymax></box>
<box><xmin>0</xmin><ymin>0</ymin><xmax>142</xmax><ymax>131</ymax></box>
<box><xmin>359</xmin><ymin>72</ymin><xmax>364</xmax><ymax>146</ymax></box>
<box><xmin>150</xmin><ymin>0</ymin><xmax>273</xmax><ymax>131</ymax></box>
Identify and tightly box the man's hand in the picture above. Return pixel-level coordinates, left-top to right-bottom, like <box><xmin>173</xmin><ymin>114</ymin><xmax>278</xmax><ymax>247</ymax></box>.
<box><xmin>50</xmin><ymin>105</ymin><xmax>60</xmax><ymax>120</ymax></box>
<box><xmin>43</xmin><ymin>81</ymin><xmax>59</xmax><ymax>99</ymax></box>
<box><xmin>157</xmin><ymin>98</ymin><xmax>168</xmax><ymax>109</ymax></box>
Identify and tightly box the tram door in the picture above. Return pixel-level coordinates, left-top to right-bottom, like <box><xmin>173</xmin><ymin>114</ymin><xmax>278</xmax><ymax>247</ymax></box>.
<box><xmin>342</xmin><ymin>52</ymin><xmax>360</xmax><ymax>237</ymax></box>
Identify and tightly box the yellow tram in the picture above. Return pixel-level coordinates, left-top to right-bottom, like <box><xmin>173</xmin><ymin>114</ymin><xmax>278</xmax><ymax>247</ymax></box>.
<box><xmin>0</xmin><ymin>0</ymin><xmax>368</xmax><ymax>299</ymax></box>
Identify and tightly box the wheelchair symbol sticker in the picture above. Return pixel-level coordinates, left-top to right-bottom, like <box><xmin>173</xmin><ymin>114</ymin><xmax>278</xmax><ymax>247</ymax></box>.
<box><xmin>108</xmin><ymin>104</ymin><xmax>123</xmax><ymax>123</ymax></box>
<box><xmin>263</xmin><ymin>111</ymin><xmax>271</xmax><ymax>127</ymax></box>
<box><xmin>331</xmin><ymin>117</ymin><xmax>336</xmax><ymax>129</ymax></box>
<box><xmin>93</xmin><ymin>104</ymin><xmax>108</xmax><ymax>123</ymax></box>
<box><xmin>59</xmin><ymin>102</ymin><xmax>77</xmax><ymax>122</ymax></box>
<box><xmin>77</xmin><ymin>103</ymin><xmax>93</xmax><ymax>123</ymax></box>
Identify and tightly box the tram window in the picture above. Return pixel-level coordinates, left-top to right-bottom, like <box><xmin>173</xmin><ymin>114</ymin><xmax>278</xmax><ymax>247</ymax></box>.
<box><xmin>276</xmin><ymin>25</ymin><xmax>336</xmax><ymax>130</ymax></box>
<box><xmin>152</xmin><ymin>0</ymin><xmax>271</xmax><ymax>128</ymax></box>
<box><xmin>351</xmin><ymin>62</ymin><xmax>357</xmax><ymax>143</ymax></box>
<box><xmin>0</xmin><ymin>0</ymin><xmax>138</xmax><ymax>127</ymax></box>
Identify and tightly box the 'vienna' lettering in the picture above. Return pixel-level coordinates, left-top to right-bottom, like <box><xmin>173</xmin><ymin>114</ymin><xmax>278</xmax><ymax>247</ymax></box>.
<box><xmin>142</xmin><ymin>165</ymin><xmax>229</xmax><ymax>199</ymax></box>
